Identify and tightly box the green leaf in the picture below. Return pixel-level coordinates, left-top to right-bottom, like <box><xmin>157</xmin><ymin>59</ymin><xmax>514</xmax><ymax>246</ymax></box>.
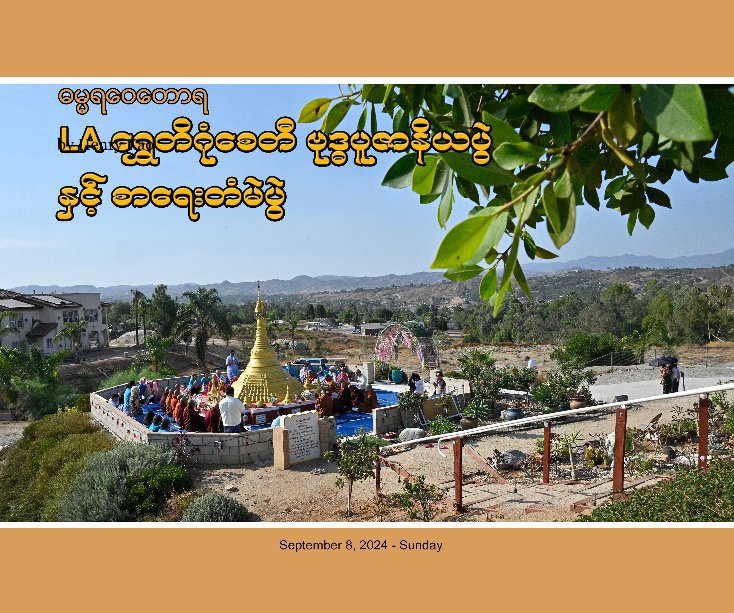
<box><xmin>702</xmin><ymin>86</ymin><xmax>734</xmax><ymax>137</ymax></box>
<box><xmin>438</xmin><ymin>181</ymin><xmax>454</xmax><ymax>228</ymax></box>
<box><xmin>627</xmin><ymin>209</ymin><xmax>638</xmax><ymax>235</ymax></box>
<box><xmin>548</xmin><ymin>170</ymin><xmax>577</xmax><ymax>248</ymax></box>
<box><xmin>323</xmin><ymin>100</ymin><xmax>354</xmax><ymax>133</ymax></box>
<box><xmin>639</xmin><ymin>84</ymin><xmax>713</xmax><ymax>142</ymax></box>
<box><xmin>608</xmin><ymin>90</ymin><xmax>639</xmax><ymax>147</ymax></box>
<box><xmin>513</xmin><ymin>262</ymin><xmax>531</xmax><ymax>299</ymax></box>
<box><xmin>579</xmin><ymin>85</ymin><xmax>621</xmax><ymax>113</ymax></box>
<box><xmin>548</xmin><ymin>112</ymin><xmax>571</xmax><ymax>144</ymax></box>
<box><xmin>638</xmin><ymin>203</ymin><xmax>655</xmax><ymax>229</ymax></box>
<box><xmin>444</xmin><ymin>264</ymin><xmax>484</xmax><ymax>282</ymax></box>
<box><xmin>431</xmin><ymin>214</ymin><xmax>494</xmax><ymax>269</ymax></box>
<box><xmin>370</xmin><ymin>104</ymin><xmax>378</xmax><ymax>134</ymax></box>
<box><xmin>584</xmin><ymin>185</ymin><xmax>600</xmax><ymax>210</ymax></box>
<box><xmin>698</xmin><ymin>157</ymin><xmax>729</xmax><ymax>181</ymax></box>
<box><xmin>604</xmin><ymin>176</ymin><xmax>629</xmax><ymax>200</ymax></box>
<box><xmin>420</xmin><ymin>193</ymin><xmax>440</xmax><ymax>204</ymax></box>
<box><xmin>455</xmin><ymin>176</ymin><xmax>480</xmax><ymax>204</ymax></box>
<box><xmin>479</xmin><ymin>268</ymin><xmax>497</xmax><ymax>300</ymax></box>
<box><xmin>543</xmin><ymin>182</ymin><xmax>560</xmax><ymax>233</ymax></box>
<box><xmin>528</xmin><ymin>84</ymin><xmax>596</xmax><ymax>112</ymax></box>
<box><xmin>298</xmin><ymin>98</ymin><xmax>332</xmax><ymax>123</ymax></box>
<box><xmin>523</xmin><ymin>233</ymin><xmax>537</xmax><ymax>259</ymax></box>
<box><xmin>412</xmin><ymin>155</ymin><xmax>440</xmax><ymax>196</ymax></box>
<box><xmin>381</xmin><ymin>154</ymin><xmax>417</xmax><ymax>189</ymax></box>
<box><xmin>493</xmin><ymin>142</ymin><xmax>546</xmax><ymax>170</ymax></box>
<box><xmin>646</xmin><ymin>186</ymin><xmax>671</xmax><ymax>208</ymax></box>
<box><xmin>481</xmin><ymin>112</ymin><xmax>522</xmax><ymax>147</ymax></box>
<box><xmin>468</xmin><ymin>211</ymin><xmax>509</xmax><ymax>265</ymax></box>
<box><xmin>440</xmin><ymin>152</ymin><xmax>516</xmax><ymax>187</ymax></box>
<box><xmin>356</xmin><ymin>106</ymin><xmax>367</xmax><ymax>132</ymax></box>
<box><xmin>534</xmin><ymin>246</ymin><xmax>558</xmax><ymax>259</ymax></box>
<box><xmin>495</xmin><ymin>237</ymin><xmax>520</xmax><ymax>316</ymax></box>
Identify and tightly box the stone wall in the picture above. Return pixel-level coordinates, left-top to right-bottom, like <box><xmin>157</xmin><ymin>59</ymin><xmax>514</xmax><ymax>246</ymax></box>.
<box><xmin>373</xmin><ymin>404</ymin><xmax>401</xmax><ymax>435</ymax></box>
<box><xmin>90</xmin><ymin>388</ymin><xmax>337</xmax><ymax>467</ymax></box>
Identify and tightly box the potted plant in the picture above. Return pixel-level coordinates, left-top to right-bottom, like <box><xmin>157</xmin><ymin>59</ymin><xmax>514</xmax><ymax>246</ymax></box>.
<box><xmin>460</xmin><ymin>400</ymin><xmax>479</xmax><ymax>430</ymax></box>
<box><xmin>501</xmin><ymin>399</ymin><xmax>525</xmax><ymax>421</ymax></box>
<box><xmin>569</xmin><ymin>384</ymin><xmax>593</xmax><ymax>410</ymax></box>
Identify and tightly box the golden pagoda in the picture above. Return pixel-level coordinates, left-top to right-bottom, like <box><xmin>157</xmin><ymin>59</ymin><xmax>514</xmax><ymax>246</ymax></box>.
<box><xmin>231</xmin><ymin>283</ymin><xmax>304</xmax><ymax>404</ymax></box>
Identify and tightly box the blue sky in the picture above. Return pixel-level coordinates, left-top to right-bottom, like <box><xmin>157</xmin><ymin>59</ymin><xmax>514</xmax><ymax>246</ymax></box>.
<box><xmin>0</xmin><ymin>84</ymin><xmax>732</xmax><ymax>287</ymax></box>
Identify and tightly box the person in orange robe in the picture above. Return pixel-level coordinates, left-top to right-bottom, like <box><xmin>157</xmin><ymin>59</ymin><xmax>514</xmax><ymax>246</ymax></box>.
<box><xmin>205</xmin><ymin>403</ymin><xmax>223</xmax><ymax>433</ymax></box>
<box><xmin>316</xmin><ymin>389</ymin><xmax>334</xmax><ymax>418</ymax></box>
<box><xmin>361</xmin><ymin>385</ymin><xmax>379</xmax><ymax>413</ymax></box>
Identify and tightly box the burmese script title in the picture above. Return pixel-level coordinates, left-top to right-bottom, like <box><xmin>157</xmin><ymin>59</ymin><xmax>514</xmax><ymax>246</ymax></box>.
<box><xmin>56</xmin><ymin>87</ymin><xmax>494</xmax><ymax>223</ymax></box>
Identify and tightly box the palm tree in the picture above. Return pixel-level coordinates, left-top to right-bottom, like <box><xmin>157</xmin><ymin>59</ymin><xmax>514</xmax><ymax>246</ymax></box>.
<box><xmin>0</xmin><ymin>310</ymin><xmax>21</xmax><ymax>346</ymax></box>
<box><xmin>176</xmin><ymin>288</ymin><xmax>228</xmax><ymax>367</ymax></box>
<box><xmin>55</xmin><ymin>321</ymin><xmax>86</xmax><ymax>354</ymax></box>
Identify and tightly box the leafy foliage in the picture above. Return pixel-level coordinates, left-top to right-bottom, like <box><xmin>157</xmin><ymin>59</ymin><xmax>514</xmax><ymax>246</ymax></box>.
<box><xmin>532</xmin><ymin>366</ymin><xmax>596</xmax><ymax>409</ymax></box>
<box><xmin>176</xmin><ymin>287</ymin><xmax>231</xmax><ymax>367</ymax></box>
<box><xmin>579</xmin><ymin>461</ymin><xmax>734</xmax><ymax>522</ymax></box>
<box><xmin>390</xmin><ymin>475</ymin><xmax>444</xmax><ymax>521</ymax></box>
<box><xmin>300</xmin><ymin>84</ymin><xmax>734</xmax><ymax>311</ymax></box>
<box><xmin>0</xmin><ymin>413</ymin><xmax>113</xmax><ymax>521</ymax></box>
<box><xmin>58</xmin><ymin>443</ymin><xmax>178</xmax><ymax>522</ymax></box>
<box><xmin>181</xmin><ymin>491</ymin><xmax>254</xmax><ymax>522</ymax></box>
<box><xmin>124</xmin><ymin>465</ymin><xmax>193</xmax><ymax>517</ymax></box>
<box><xmin>426</xmin><ymin>415</ymin><xmax>457</xmax><ymax>436</ymax></box>
<box><xmin>324</xmin><ymin>433</ymin><xmax>379</xmax><ymax>516</ymax></box>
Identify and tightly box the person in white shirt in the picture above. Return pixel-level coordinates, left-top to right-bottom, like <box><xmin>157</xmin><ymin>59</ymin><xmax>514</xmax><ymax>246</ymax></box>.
<box><xmin>355</xmin><ymin>369</ymin><xmax>366</xmax><ymax>390</ymax></box>
<box><xmin>219</xmin><ymin>387</ymin><xmax>245</xmax><ymax>433</ymax></box>
<box><xmin>414</xmin><ymin>374</ymin><xmax>425</xmax><ymax>394</ymax></box>
<box><xmin>526</xmin><ymin>356</ymin><xmax>536</xmax><ymax>369</ymax></box>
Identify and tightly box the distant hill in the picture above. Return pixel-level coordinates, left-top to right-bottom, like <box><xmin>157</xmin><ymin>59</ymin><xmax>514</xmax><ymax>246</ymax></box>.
<box><xmin>11</xmin><ymin>247</ymin><xmax>734</xmax><ymax>304</ymax></box>
<box><xmin>526</xmin><ymin>248</ymin><xmax>734</xmax><ymax>274</ymax></box>
<box><xmin>12</xmin><ymin>272</ymin><xmax>446</xmax><ymax>302</ymax></box>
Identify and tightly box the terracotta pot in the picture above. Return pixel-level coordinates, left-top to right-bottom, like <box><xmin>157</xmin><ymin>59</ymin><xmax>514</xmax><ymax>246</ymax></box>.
<box><xmin>569</xmin><ymin>397</ymin><xmax>587</xmax><ymax>410</ymax></box>
<box><xmin>460</xmin><ymin>416</ymin><xmax>478</xmax><ymax>430</ymax></box>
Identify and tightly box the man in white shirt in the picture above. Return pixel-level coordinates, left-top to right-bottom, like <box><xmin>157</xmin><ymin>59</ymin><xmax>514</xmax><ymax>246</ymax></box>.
<box><xmin>219</xmin><ymin>387</ymin><xmax>245</xmax><ymax>433</ymax></box>
<box><xmin>526</xmin><ymin>356</ymin><xmax>536</xmax><ymax>369</ymax></box>
<box><xmin>414</xmin><ymin>376</ymin><xmax>425</xmax><ymax>394</ymax></box>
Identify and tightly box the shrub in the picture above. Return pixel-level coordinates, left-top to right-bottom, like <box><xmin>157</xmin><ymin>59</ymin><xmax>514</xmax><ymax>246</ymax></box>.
<box><xmin>0</xmin><ymin>413</ymin><xmax>113</xmax><ymax>521</ymax></box>
<box><xmin>551</xmin><ymin>333</ymin><xmax>619</xmax><ymax>369</ymax></box>
<box><xmin>579</xmin><ymin>461</ymin><xmax>734</xmax><ymax>522</ymax></box>
<box><xmin>181</xmin><ymin>491</ymin><xmax>254</xmax><ymax>522</ymax></box>
<box><xmin>390</xmin><ymin>475</ymin><xmax>444</xmax><ymax>521</ymax></box>
<box><xmin>532</xmin><ymin>366</ymin><xmax>596</xmax><ymax>409</ymax></box>
<box><xmin>59</xmin><ymin>443</ymin><xmax>178</xmax><ymax>522</ymax></box>
<box><xmin>124</xmin><ymin>465</ymin><xmax>193</xmax><ymax>517</ymax></box>
<box><xmin>426</xmin><ymin>415</ymin><xmax>457</xmax><ymax>436</ymax></box>
<box><xmin>11</xmin><ymin>376</ymin><xmax>79</xmax><ymax>420</ymax></box>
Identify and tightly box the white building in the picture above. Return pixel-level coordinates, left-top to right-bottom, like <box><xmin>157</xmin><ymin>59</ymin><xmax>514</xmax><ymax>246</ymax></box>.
<box><xmin>0</xmin><ymin>289</ymin><xmax>110</xmax><ymax>354</ymax></box>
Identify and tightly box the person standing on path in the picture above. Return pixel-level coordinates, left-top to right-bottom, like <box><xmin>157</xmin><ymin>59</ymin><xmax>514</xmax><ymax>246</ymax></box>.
<box><xmin>219</xmin><ymin>387</ymin><xmax>246</xmax><ymax>433</ymax></box>
<box><xmin>226</xmin><ymin>349</ymin><xmax>240</xmax><ymax>381</ymax></box>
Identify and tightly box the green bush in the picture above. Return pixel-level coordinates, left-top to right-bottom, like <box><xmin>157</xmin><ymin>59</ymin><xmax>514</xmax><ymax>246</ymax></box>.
<box><xmin>426</xmin><ymin>415</ymin><xmax>457</xmax><ymax>436</ymax></box>
<box><xmin>99</xmin><ymin>367</ymin><xmax>166</xmax><ymax>391</ymax></box>
<box><xmin>59</xmin><ymin>443</ymin><xmax>178</xmax><ymax>522</ymax></box>
<box><xmin>124</xmin><ymin>465</ymin><xmax>193</xmax><ymax>517</ymax></box>
<box><xmin>181</xmin><ymin>491</ymin><xmax>254</xmax><ymax>522</ymax></box>
<box><xmin>0</xmin><ymin>413</ymin><xmax>113</xmax><ymax>521</ymax></box>
<box><xmin>551</xmin><ymin>333</ymin><xmax>619</xmax><ymax>369</ymax></box>
<box><xmin>579</xmin><ymin>461</ymin><xmax>734</xmax><ymax>522</ymax></box>
<box><xmin>10</xmin><ymin>376</ymin><xmax>78</xmax><ymax>420</ymax></box>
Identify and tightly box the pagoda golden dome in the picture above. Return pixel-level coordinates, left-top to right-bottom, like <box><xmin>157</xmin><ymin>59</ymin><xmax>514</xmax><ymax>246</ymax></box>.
<box><xmin>231</xmin><ymin>283</ymin><xmax>304</xmax><ymax>404</ymax></box>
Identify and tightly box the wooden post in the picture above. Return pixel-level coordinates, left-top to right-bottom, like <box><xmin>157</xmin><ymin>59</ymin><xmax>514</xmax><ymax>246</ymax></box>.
<box><xmin>698</xmin><ymin>395</ymin><xmax>709</xmax><ymax>470</ymax></box>
<box><xmin>375</xmin><ymin>454</ymin><xmax>382</xmax><ymax>495</ymax></box>
<box><xmin>542</xmin><ymin>421</ymin><xmax>551</xmax><ymax>484</ymax></box>
<box><xmin>612</xmin><ymin>407</ymin><xmax>627</xmax><ymax>494</ymax></box>
<box><xmin>453</xmin><ymin>437</ymin><xmax>463</xmax><ymax>513</ymax></box>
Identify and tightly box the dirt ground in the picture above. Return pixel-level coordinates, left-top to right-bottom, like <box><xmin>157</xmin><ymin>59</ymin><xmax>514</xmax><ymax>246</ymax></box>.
<box><xmin>0</xmin><ymin>421</ymin><xmax>30</xmax><ymax>449</ymax></box>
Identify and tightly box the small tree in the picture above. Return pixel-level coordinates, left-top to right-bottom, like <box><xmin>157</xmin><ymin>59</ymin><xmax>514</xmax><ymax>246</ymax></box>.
<box><xmin>390</xmin><ymin>475</ymin><xmax>444</xmax><ymax>522</ymax></box>
<box><xmin>55</xmin><ymin>321</ymin><xmax>86</xmax><ymax>353</ymax></box>
<box><xmin>325</xmin><ymin>433</ymin><xmax>379</xmax><ymax>517</ymax></box>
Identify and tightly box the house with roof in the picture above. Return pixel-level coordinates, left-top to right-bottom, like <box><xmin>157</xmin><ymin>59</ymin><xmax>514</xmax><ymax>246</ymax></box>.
<box><xmin>0</xmin><ymin>289</ymin><xmax>110</xmax><ymax>354</ymax></box>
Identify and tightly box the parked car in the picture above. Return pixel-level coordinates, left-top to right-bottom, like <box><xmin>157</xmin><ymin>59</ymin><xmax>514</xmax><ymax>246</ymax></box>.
<box><xmin>292</xmin><ymin>357</ymin><xmax>329</xmax><ymax>372</ymax></box>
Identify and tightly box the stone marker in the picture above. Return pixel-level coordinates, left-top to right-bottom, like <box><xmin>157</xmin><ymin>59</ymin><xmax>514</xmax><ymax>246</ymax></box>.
<box><xmin>283</xmin><ymin>410</ymin><xmax>321</xmax><ymax>466</ymax></box>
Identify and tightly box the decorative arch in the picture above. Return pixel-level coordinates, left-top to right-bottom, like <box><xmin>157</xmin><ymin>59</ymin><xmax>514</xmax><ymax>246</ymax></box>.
<box><xmin>374</xmin><ymin>323</ymin><xmax>440</xmax><ymax>368</ymax></box>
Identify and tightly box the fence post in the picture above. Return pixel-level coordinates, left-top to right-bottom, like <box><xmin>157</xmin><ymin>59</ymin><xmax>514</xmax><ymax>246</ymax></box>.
<box><xmin>375</xmin><ymin>454</ymin><xmax>381</xmax><ymax>495</ymax></box>
<box><xmin>454</xmin><ymin>437</ymin><xmax>463</xmax><ymax>513</ymax></box>
<box><xmin>612</xmin><ymin>406</ymin><xmax>628</xmax><ymax>494</ymax></box>
<box><xmin>542</xmin><ymin>421</ymin><xmax>551</xmax><ymax>484</ymax></box>
<box><xmin>698</xmin><ymin>394</ymin><xmax>710</xmax><ymax>470</ymax></box>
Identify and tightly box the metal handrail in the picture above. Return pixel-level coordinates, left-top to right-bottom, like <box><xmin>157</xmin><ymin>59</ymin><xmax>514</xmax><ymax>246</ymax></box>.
<box><xmin>378</xmin><ymin>382</ymin><xmax>734</xmax><ymax>454</ymax></box>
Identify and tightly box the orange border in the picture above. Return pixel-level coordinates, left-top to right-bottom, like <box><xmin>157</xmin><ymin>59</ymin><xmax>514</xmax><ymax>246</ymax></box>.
<box><xmin>2</xmin><ymin>3</ymin><xmax>733</xmax><ymax>611</ymax></box>
<box><xmin>2</xmin><ymin>1</ymin><xmax>733</xmax><ymax>76</ymax></box>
